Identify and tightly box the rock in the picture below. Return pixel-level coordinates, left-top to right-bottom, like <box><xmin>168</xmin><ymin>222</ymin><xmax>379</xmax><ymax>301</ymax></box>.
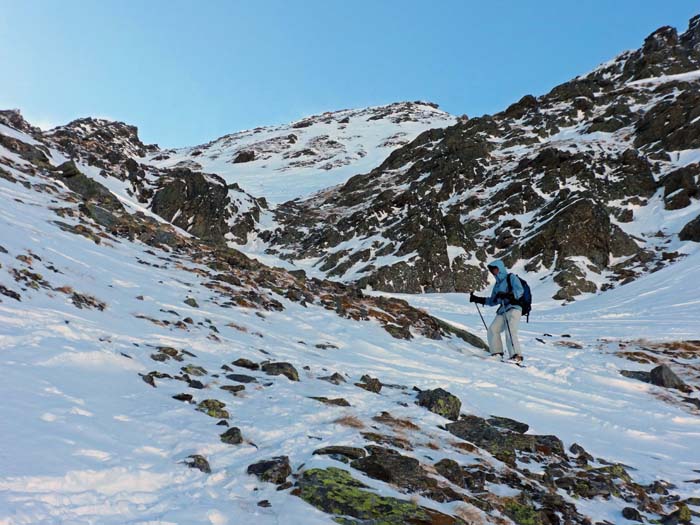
<box><xmin>226</xmin><ymin>373</ymin><xmax>258</xmax><ymax>383</ymax></box>
<box><xmin>416</xmin><ymin>388</ymin><xmax>461</xmax><ymax>421</ymax></box>
<box><xmin>172</xmin><ymin>393</ymin><xmax>193</xmax><ymax>402</ymax></box>
<box><xmin>620</xmin><ymin>369</ymin><xmax>652</xmax><ymax>383</ymax></box>
<box><xmin>182</xmin><ymin>364</ymin><xmax>207</xmax><ymax>376</ymax></box>
<box><xmin>220</xmin><ymin>427</ymin><xmax>243</xmax><ymax>445</ymax></box>
<box><xmin>184</xmin><ymin>297</ymin><xmax>199</xmax><ymax>308</ymax></box>
<box><xmin>660</xmin><ymin>503</ymin><xmax>693</xmax><ymax>525</ymax></box>
<box><xmin>261</xmin><ymin>362</ymin><xmax>299</xmax><ymax>381</ymax></box>
<box><xmin>295</xmin><ymin>467</ymin><xmax>466</xmax><ymax>525</ymax></box>
<box><xmin>257</xmin><ymin>500</ymin><xmax>271</xmax><ymax>508</ymax></box>
<box><xmin>622</xmin><ymin>507</ymin><xmax>644</xmax><ymax>522</ymax></box>
<box><xmin>232</xmin><ymin>358</ymin><xmax>259</xmax><ymax>370</ymax></box>
<box><xmin>650</xmin><ymin>364</ymin><xmax>688</xmax><ymax>390</ymax></box>
<box><xmin>53</xmin><ymin>161</ymin><xmax>124</xmax><ymax>212</ymax></box>
<box><xmin>184</xmin><ymin>454</ymin><xmax>211</xmax><ymax>474</ymax></box>
<box><xmin>312</xmin><ymin>446</ymin><xmax>366</xmax><ymax>462</ymax></box>
<box><xmin>446</xmin><ymin>415</ymin><xmax>565</xmax><ymax>466</ymax></box>
<box><xmin>679</xmin><ymin>214</ymin><xmax>700</xmax><ymax>242</ymax></box>
<box><xmin>319</xmin><ymin>372</ymin><xmax>346</xmax><ymax>384</ymax></box>
<box><xmin>487</xmin><ymin>416</ymin><xmax>529</xmax><ymax>433</ymax></box>
<box><xmin>355</xmin><ymin>374</ymin><xmax>382</xmax><ymax>393</ymax></box>
<box><xmin>247</xmin><ymin>456</ymin><xmax>291</xmax><ymax>485</ymax></box>
<box><xmin>220</xmin><ymin>384</ymin><xmax>245</xmax><ymax>394</ymax></box>
<box><xmin>196</xmin><ymin>399</ymin><xmax>229</xmax><ymax>419</ymax></box>
<box><xmin>188</xmin><ymin>378</ymin><xmax>205</xmax><ymax>389</ymax></box>
<box><xmin>309</xmin><ymin>396</ymin><xmax>350</xmax><ymax>407</ymax></box>
<box><xmin>351</xmin><ymin>446</ymin><xmax>461</xmax><ymax>503</ymax></box>
<box><xmin>233</xmin><ymin>150</ymin><xmax>255</xmax><ymax>163</ymax></box>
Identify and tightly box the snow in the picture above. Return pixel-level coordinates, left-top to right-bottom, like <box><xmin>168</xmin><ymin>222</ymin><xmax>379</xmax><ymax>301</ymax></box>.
<box><xmin>1</xmin><ymin>155</ymin><xmax>699</xmax><ymax>524</ymax></box>
<box><xmin>144</xmin><ymin>103</ymin><xmax>456</xmax><ymax>204</ymax></box>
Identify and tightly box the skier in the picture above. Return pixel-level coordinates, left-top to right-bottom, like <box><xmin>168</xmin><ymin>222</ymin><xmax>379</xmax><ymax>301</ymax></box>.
<box><xmin>469</xmin><ymin>260</ymin><xmax>524</xmax><ymax>363</ymax></box>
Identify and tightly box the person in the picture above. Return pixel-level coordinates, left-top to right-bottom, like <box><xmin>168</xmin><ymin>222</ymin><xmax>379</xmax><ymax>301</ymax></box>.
<box><xmin>469</xmin><ymin>260</ymin><xmax>524</xmax><ymax>363</ymax></box>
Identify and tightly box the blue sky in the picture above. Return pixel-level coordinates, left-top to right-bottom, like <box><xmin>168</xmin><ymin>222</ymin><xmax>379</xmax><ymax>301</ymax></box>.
<box><xmin>1</xmin><ymin>1</ymin><xmax>697</xmax><ymax>147</ymax></box>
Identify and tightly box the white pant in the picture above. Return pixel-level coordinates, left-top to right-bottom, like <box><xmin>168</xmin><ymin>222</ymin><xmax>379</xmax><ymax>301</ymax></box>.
<box><xmin>487</xmin><ymin>309</ymin><xmax>522</xmax><ymax>357</ymax></box>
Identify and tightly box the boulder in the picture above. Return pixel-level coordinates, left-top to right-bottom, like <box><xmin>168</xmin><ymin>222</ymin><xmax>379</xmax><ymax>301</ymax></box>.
<box><xmin>220</xmin><ymin>427</ymin><xmax>243</xmax><ymax>445</ymax></box>
<box><xmin>247</xmin><ymin>456</ymin><xmax>291</xmax><ymax>485</ymax></box>
<box><xmin>261</xmin><ymin>362</ymin><xmax>299</xmax><ymax>381</ymax></box>
<box><xmin>650</xmin><ymin>364</ymin><xmax>688</xmax><ymax>390</ymax></box>
<box><xmin>233</xmin><ymin>150</ymin><xmax>255</xmax><ymax>163</ymax></box>
<box><xmin>416</xmin><ymin>388</ymin><xmax>461</xmax><ymax>421</ymax></box>
<box><xmin>679</xmin><ymin>214</ymin><xmax>700</xmax><ymax>242</ymax></box>
<box><xmin>232</xmin><ymin>358</ymin><xmax>259</xmax><ymax>370</ymax></box>
<box><xmin>355</xmin><ymin>375</ymin><xmax>382</xmax><ymax>393</ymax></box>
<box><xmin>196</xmin><ymin>399</ymin><xmax>229</xmax><ymax>419</ymax></box>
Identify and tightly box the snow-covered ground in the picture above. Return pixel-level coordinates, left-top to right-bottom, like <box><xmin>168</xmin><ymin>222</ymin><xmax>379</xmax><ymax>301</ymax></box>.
<box><xmin>144</xmin><ymin>102</ymin><xmax>456</xmax><ymax>203</ymax></box>
<box><xmin>1</xmin><ymin>122</ymin><xmax>699</xmax><ymax>524</ymax></box>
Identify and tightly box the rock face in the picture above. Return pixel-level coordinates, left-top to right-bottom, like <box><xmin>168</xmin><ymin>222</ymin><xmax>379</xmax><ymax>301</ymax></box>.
<box><xmin>151</xmin><ymin>169</ymin><xmax>265</xmax><ymax>244</ymax></box>
<box><xmin>256</xmin><ymin>17</ymin><xmax>700</xmax><ymax>300</ymax></box>
<box><xmin>416</xmin><ymin>388</ymin><xmax>461</xmax><ymax>421</ymax></box>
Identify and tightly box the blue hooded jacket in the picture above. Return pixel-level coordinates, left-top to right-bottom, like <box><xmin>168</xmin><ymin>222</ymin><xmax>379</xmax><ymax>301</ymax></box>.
<box><xmin>485</xmin><ymin>260</ymin><xmax>524</xmax><ymax>315</ymax></box>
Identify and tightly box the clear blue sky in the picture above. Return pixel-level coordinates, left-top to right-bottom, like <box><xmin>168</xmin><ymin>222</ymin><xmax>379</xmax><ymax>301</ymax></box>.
<box><xmin>1</xmin><ymin>1</ymin><xmax>697</xmax><ymax>147</ymax></box>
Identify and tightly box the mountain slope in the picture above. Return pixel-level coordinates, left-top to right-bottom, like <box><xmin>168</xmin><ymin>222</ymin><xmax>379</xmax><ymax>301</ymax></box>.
<box><xmin>2</xmin><ymin>102</ymin><xmax>700</xmax><ymax>525</ymax></box>
<box><xmin>144</xmin><ymin>101</ymin><xmax>457</xmax><ymax>203</ymax></box>
<box><xmin>261</xmin><ymin>17</ymin><xmax>700</xmax><ymax>300</ymax></box>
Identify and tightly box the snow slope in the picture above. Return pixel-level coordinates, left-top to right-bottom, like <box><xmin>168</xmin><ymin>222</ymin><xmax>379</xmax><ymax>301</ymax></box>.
<box><xmin>1</xmin><ymin>115</ymin><xmax>699</xmax><ymax>524</ymax></box>
<box><xmin>144</xmin><ymin>102</ymin><xmax>456</xmax><ymax>203</ymax></box>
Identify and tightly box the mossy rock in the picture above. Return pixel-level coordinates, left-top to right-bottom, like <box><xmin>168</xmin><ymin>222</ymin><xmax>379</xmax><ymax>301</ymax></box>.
<box><xmin>182</xmin><ymin>364</ymin><xmax>207</xmax><ymax>376</ymax></box>
<box><xmin>296</xmin><ymin>467</ymin><xmax>465</xmax><ymax>525</ymax></box>
<box><xmin>416</xmin><ymin>388</ymin><xmax>461</xmax><ymax>421</ymax></box>
<box><xmin>196</xmin><ymin>399</ymin><xmax>229</xmax><ymax>419</ymax></box>
<box><xmin>504</xmin><ymin>499</ymin><xmax>544</xmax><ymax>525</ymax></box>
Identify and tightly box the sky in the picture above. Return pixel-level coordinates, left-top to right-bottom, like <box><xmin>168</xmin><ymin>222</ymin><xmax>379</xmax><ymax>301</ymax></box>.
<box><xmin>1</xmin><ymin>1</ymin><xmax>698</xmax><ymax>148</ymax></box>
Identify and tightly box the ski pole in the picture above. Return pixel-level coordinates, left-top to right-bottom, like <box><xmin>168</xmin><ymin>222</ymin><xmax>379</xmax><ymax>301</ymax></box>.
<box><xmin>475</xmin><ymin>303</ymin><xmax>488</xmax><ymax>332</ymax></box>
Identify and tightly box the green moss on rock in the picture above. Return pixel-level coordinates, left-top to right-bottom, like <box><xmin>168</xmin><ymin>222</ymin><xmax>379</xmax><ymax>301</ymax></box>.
<box><xmin>296</xmin><ymin>467</ymin><xmax>465</xmax><ymax>525</ymax></box>
<box><xmin>196</xmin><ymin>399</ymin><xmax>229</xmax><ymax>419</ymax></box>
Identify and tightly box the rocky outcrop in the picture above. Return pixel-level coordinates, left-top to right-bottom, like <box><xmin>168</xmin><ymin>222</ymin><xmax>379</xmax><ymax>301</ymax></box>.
<box><xmin>259</xmin><ymin>17</ymin><xmax>700</xmax><ymax>299</ymax></box>
<box><xmin>295</xmin><ymin>467</ymin><xmax>466</xmax><ymax>525</ymax></box>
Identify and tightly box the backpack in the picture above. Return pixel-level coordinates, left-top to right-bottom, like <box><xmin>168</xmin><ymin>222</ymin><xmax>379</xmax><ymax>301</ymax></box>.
<box><xmin>506</xmin><ymin>273</ymin><xmax>532</xmax><ymax>322</ymax></box>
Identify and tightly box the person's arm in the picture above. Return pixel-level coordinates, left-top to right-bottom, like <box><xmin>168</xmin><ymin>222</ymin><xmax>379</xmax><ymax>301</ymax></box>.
<box><xmin>484</xmin><ymin>284</ymin><xmax>498</xmax><ymax>306</ymax></box>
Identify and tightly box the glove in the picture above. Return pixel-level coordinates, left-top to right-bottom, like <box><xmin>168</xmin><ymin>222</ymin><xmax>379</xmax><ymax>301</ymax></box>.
<box><xmin>495</xmin><ymin>291</ymin><xmax>514</xmax><ymax>301</ymax></box>
<box><xmin>470</xmin><ymin>293</ymin><xmax>486</xmax><ymax>305</ymax></box>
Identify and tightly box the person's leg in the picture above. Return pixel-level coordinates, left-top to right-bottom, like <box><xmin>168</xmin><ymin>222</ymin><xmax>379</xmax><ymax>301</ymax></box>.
<box><xmin>504</xmin><ymin>309</ymin><xmax>522</xmax><ymax>356</ymax></box>
<box><xmin>487</xmin><ymin>314</ymin><xmax>505</xmax><ymax>355</ymax></box>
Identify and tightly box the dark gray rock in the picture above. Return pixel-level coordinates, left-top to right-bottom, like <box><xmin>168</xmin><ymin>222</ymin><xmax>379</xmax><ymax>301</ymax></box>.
<box><xmin>184</xmin><ymin>454</ymin><xmax>211</xmax><ymax>474</ymax></box>
<box><xmin>416</xmin><ymin>388</ymin><xmax>461</xmax><ymax>421</ymax></box>
<box><xmin>355</xmin><ymin>375</ymin><xmax>382</xmax><ymax>393</ymax></box>
<box><xmin>247</xmin><ymin>456</ymin><xmax>291</xmax><ymax>484</ymax></box>
<box><xmin>679</xmin><ymin>214</ymin><xmax>700</xmax><ymax>242</ymax></box>
<box><xmin>650</xmin><ymin>364</ymin><xmax>687</xmax><ymax>390</ymax></box>
<box><xmin>220</xmin><ymin>427</ymin><xmax>243</xmax><ymax>445</ymax></box>
<box><xmin>261</xmin><ymin>362</ymin><xmax>299</xmax><ymax>381</ymax></box>
<box><xmin>232</xmin><ymin>358</ymin><xmax>259</xmax><ymax>370</ymax></box>
<box><xmin>620</xmin><ymin>370</ymin><xmax>652</xmax><ymax>383</ymax></box>
<box><xmin>313</xmin><ymin>446</ymin><xmax>366</xmax><ymax>461</ymax></box>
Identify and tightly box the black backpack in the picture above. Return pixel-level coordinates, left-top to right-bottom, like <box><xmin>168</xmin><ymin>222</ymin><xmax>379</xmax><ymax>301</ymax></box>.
<box><xmin>506</xmin><ymin>273</ymin><xmax>532</xmax><ymax>322</ymax></box>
